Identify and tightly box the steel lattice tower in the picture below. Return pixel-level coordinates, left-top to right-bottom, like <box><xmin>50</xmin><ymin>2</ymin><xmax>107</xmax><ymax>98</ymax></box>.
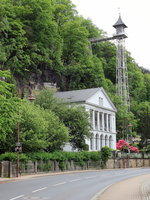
<box><xmin>113</xmin><ymin>15</ymin><xmax>130</xmax><ymax>109</ymax></box>
<box><xmin>90</xmin><ymin>15</ymin><xmax>130</xmax><ymax>110</ymax></box>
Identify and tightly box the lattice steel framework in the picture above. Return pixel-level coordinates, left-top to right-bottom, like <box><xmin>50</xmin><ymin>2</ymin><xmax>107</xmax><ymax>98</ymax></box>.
<box><xmin>113</xmin><ymin>15</ymin><xmax>130</xmax><ymax>109</ymax></box>
<box><xmin>90</xmin><ymin>15</ymin><xmax>130</xmax><ymax>110</ymax></box>
<box><xmin>115</xmin><ymin>36</ymin><xmax>130</xmax><ymax>109</ymax></box>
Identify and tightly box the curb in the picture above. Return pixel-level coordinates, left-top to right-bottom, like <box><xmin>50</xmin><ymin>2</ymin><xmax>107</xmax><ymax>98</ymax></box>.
<box><xmin>91</xmin><ymin>184</ymin><xmax>112</xmax><ymax>200</ymax></box>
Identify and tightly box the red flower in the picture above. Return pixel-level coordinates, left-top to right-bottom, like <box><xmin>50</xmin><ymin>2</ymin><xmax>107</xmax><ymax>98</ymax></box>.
<box><xmin>116</xmin><ymin>139</ymin><xmax>139</xmax><ymax>153</ymax></box>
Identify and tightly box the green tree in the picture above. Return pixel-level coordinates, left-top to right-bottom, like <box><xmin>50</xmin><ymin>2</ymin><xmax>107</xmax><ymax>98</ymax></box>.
<box><xmin>81</xmin><ymin>18</ymin><xmax>105</xmax><ymax>39</ymax></box>
<box><xmin>57</xmin><ymin>106</ymin><xmax>91</xmax><ymax>150</ymax></box>
<box><xmin>144</xmin><ymin>73</ymin><xmax>150</xmax><ymax>101</ymax></box>
<box><xmin>113</xmin><ymin>96</ymin><xmax>137</xmax><ymax>140</ymax></box>
<box><xmin>43</xmin><ymin>109</ymin><xmax>69</xmax><ymax>152</ymax></box>
<box><xmin>35</xmin><ymin>89</ymin><xmax>91</xmax><ymax>150</ymax></box>
<box><xmin>0</xmin><ymin>70</ymin><xmax>13</xmax><ymax>97</ymax></box>
<box><xmin>61</xmin><ymin>18</ymin><xmax>90</xmax><ymax>65</ymax></box>
<box><xmin>19</xmin><ymin>101</ymin><xmax>69</xmax><ymax>152</ymax></box>
<box><xmin>92</xmin><ymin>41</ymin><xmax>116</xmax><ymax>84</ymax></box>
<box><xmin>135</xmin><ymin>102</ymin><xmax>150</xmax><ymax>146</ymax></box>
<box><xmin>0</xmin><ymin>0</ymin><xmax>62</xmax><ymax>86</ymax></box>
<box><xmin>129</xmin><ymin>70</ymin><xmax>146</xmax><ymax>102</ymax></box>
<box><xmin>0</xmin><ymin>70</ymin><xmax>19</xmax><ymax>153</ymax></box>
<box><xmin>61</xmin><ymin>56</ymin><xmax>108</xmax><ymax>91</ymax></box>
<box><xmin>53</xmin><ymin>0</ymin><xmax>77</xmax><ymax>27</ymax></box>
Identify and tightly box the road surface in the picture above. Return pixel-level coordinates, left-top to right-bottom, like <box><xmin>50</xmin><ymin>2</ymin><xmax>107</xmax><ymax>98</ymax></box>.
<box><xmin>0</xmin><ymin>168</ymin><xmax>150</xmax><ymax>200</ymax></box>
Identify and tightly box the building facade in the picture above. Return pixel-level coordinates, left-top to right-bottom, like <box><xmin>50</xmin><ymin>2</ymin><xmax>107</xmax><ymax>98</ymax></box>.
<box><xmin>56</xmin><ymin>87</ymin><xmax>117</xmax><ymax>151</ymax></box>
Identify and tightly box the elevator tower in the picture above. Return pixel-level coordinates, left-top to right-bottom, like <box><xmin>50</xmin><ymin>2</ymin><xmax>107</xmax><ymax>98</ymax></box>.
<box><xmin>90</xmin><ymin>15</ymin><xmax>130</xmax><ymax>110</ymax></box>
<box><xmin>113</xmin><ymin>15</ymin><xmax>130</xmax><ymax>109</ymax></box>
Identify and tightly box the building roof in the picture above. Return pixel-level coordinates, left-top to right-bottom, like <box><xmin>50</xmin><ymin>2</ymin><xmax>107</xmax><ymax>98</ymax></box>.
<box><xmin>55</xmin><ymin>87</ymin><xmax>117</xmax><ymax>112</ymax></box>
<box><xmin>55</xmin><ymin>87</ymin><xmax>101</xmax><ymax>103</ymax></box>
<box><xmin>113</xmin><ymin>15</ymin><xmax>127</xmax><ymax>28</ymax></box>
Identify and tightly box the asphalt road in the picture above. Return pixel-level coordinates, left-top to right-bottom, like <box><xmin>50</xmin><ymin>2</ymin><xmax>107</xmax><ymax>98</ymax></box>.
<box><xmin>0</xmin><ymin>168</ymin><xmax>150</xmax><ymax>200</ymax></box>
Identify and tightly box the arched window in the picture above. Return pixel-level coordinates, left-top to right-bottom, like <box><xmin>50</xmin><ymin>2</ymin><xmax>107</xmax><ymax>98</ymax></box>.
<box><xmin>90</xmin><ymin>135</ymin><xmax>95</xmax><ymax>151</ymax></box>
<box><xmin>95</xmin><ymin>133</ymin><xmax>99</xmax><ymax>150</ymax></box>
<box><xmin>100</xmin><ymin>134</ymin><xmax>104</xmax><ymax>149</ymax></box>
<box><xmin>109</xmin><ymin>135</ymin><xmax>113</xmax><ymax>148</ymax></box>
<box><xmin>105</xmin><ymin>135</ymin><xmax>108</xmax><ymax>147</ymax></box>
<box><xmin>90</xmin><ymin>138</ymin><xmax>93</xmax><ymax>150</ymax></box>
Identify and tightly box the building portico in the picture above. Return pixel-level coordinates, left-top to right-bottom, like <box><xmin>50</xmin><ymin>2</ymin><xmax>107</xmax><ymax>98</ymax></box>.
<box><xmin>86</xmin><ymin>106</ymin><xmax>116</xmax><ymax>150</ymax></box>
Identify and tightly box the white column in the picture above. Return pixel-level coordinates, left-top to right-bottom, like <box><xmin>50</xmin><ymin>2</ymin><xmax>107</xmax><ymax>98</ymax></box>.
<box><xmin>89</xmin><ymin>137</ymin><xmax>93</xmax><ymax>151</ymax></box>
<box><xmin>106</xmin><ymin>136</ymin><xmax>109</xmax><ymax>146</ymax></box>
<box><xmin>106</xmin><ymin>114</ymin><xmax>109</xmax><ymax>132</ymax></box>
<box><xmin>98</xmin><ymin>134</ymin><xmax>101</xmax><ymax>150</ymax></box>
<box><xmin>102</xmin><ymin>135</ymin><xmax>105</xmax><ymax>147</ymax></box>
<box><xmin>92</xmin><ymin>110</ymin><xmax>95</xmax><ymax>130</ymax></box>
<box><xmin>95</xmin><ymin>134</ymin><xmax>99</xmax><ymax>151</ymax></box>
<box><xmin>110</xmin><ymin>115</ymin><xmax>112</xmax><ymax>132</ymax></box>
<box><xmin>100</xmin><ymin>135</ymin><xmax>102</xmax><ymax>150</ymax></box>
<box><xmin>99</xmin><ymin>113</ymin><xmax>102</xmax><ymax>130</ymax></box>
<box><xmin>114</xmin><ymin>115</ymin><xmax>116</xmax><ymax>133</ymax></box>
<box><xmin>102</xmin><ymin>112</ymin><xmax>104</xmax><ymax>131</ymax></box>
<box><xmin>112</xmin><ymin>134</ymin><xmax>116</xmax><ymax>150</ymax></box>
<box><xmin>93</xmin><ymin>133</ymin><xmax>96</xmax><ymax>151</ymax></box>
<box><xmin>111</xmin><ymin>115</ymin><xmax>116</xmax><ymax>133</ymax></box>
<box><xmin>97</xmin><ymin>112</ymin><xmax>100</xmax><ymax>130</ymax></box>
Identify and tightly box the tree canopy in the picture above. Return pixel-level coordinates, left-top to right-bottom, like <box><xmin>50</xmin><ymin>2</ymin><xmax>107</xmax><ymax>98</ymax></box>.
<box><xmin>0</xmin><ymin>0</ymin><xmax>150</xmax><ymax>150</ymax></box>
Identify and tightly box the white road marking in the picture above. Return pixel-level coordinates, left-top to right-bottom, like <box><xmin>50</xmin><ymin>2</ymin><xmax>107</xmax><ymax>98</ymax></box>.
<box><xmin>9</xmin><ymin>195</ymin><xmax>25</xmax><ymax>200</ymax></box>
<box><xmin>53</xmin><ymin>182</ymin><xmax>66</xmax><ymax>186</ymax></box>
<box><xmin>85</xmin><ymin>176</ymin><xmax>97</xmax><ymax>179</ymax></box>
<box><xmin>69</xmin><ymin>179</ymin><xmax>81</xmax><ymax>182</ymax></box>
<box><xmin>91</xmin><ymin>184</ymin><xmax>112</xmax><ymax>200</ymax></box>
<box><xmin>32</xmin><ymin>187</ymin><xmax>48</xmax><ymax>193</ymax></box>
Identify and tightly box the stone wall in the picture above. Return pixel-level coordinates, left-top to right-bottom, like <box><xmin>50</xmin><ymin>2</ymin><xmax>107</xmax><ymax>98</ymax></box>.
<box><xmin>105</xmin><ymin>158</ymin><xmax>150</xmax><ymax>169</ymax></box>
<box><xmin>0</xmin><ymin>153</ymin><xmax>150</xmax><ymax>178</ymax></box>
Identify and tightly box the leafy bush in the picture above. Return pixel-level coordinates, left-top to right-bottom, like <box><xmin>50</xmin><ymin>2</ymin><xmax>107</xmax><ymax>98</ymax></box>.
<box><xmin>26</xmin><ymin>152</ymin><xmax>53</xmax><ymax>161</ymax></box>
<box><xmin>0</xmin><ymin>151</ymin><xmax>102</xmax><ymax>163</ymax></box>
<box><xmin>0</xmin><ymin>152</ymin><xmax>28</xmax><ymax>161</ymax></box>
<box><xmin>101</xmin><ymin>147</ymin><xmax>112</xmax><ymax>164</ymax></box>
<box><xmin>146</xmin><ymin>145</ymin><xmax>150</xmax><ymax>152</ymax></box>
<box><xmin>59</xmin><ymin>161</ymin><xmax>67</xmax><ymax>171</ymax></box>
<box><xmin>0</xmin><ymin>152</ymin><xmax>16</xmax><ymax>161</ymax></box>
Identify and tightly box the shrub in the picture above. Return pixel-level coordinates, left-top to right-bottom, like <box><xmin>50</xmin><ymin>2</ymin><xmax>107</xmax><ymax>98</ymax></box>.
<box><xmin>0</xmin><ymin>152</ymin><xmax>28</xmax><ymax>162</ymax></box>
<box><xmin>0</xmin><ymin>151</ymin><xmax>102</xmax><ymax>167</ymax></box>
<box><xmin>116</xmin><ymin>139</ymin><xmax>139</xmax><ymax>153</ymax></box>
<box><xmin>101</xmin><ymin>147</ymin><xmax>112</xmax><ymax>164</ymax></box>
<box><xmin>146</xmin><ymin>145</ymin><xmax>150</xmax><ymax>152</ymax></box>
<box><xmin>0</xmin><ymin>152</ymin><xmax>16</xmax><ymax>161</ymax></box>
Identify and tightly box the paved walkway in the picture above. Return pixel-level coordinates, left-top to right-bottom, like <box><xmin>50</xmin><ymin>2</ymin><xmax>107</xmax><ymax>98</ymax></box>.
<box><xmin>98</xmin><ymin>174</ymin><xmax>150</xmax><ymax>200</ymax></box>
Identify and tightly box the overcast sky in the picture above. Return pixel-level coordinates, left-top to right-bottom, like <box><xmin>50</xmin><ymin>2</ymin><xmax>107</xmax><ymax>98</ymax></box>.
<box><xmin>71</xmin><ymin>0</ymin><xmax>150</xmax><ymax>70</ymax></box>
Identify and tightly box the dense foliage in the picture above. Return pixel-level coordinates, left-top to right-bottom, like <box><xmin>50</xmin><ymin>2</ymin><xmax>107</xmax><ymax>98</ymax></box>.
<box><xmin>0</xmin><ymin>0</ymin><xmax>150</xmax><ymax>152</ymax></box>
<box><xmin>20</xmin><ymin>101</ymin><xmax>69</xmax><ymax>152</ymax></box>
<box><xmin>0</xmin><ymin>70</ymin><xmax>20</xmax><ymax>153</ymax></box>
<box><xmin>0</xmin><ymin>150</ymin><xmax>104</xmax><ymax>164</ymax></box>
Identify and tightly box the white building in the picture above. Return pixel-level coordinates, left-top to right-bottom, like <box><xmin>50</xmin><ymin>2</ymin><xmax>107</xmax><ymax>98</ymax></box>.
<box><xmin>56</xmin><ymin>87</ymin><xmax>117</xmax><ymax>151</ymax></box>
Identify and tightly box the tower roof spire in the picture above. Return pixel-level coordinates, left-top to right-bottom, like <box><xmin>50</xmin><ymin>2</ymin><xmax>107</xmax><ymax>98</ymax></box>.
<box><xmin>113</xmin><ymin>15</ymin><xmax>127</xmax><ymax>28</ymax></box>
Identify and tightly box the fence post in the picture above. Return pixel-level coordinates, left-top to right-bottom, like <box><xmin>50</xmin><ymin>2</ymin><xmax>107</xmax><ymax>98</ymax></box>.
<box><xmin>34</xmin><ymin>161</ymin><xmax>37</xmax><ymax>174</ymax></box>
<box><xmin>9</xmin><ymin>162</ymin><xmax>13</xmax><ymax>178</ymax></box>
<box><xmin>1</xmin><ymin>161</ymin><xmax>4</xmax><ymax>177</ymax></box>
<box><xmin>0</xmin><ymin>162</ymin><xmax>1</xmax><ymax>177</ymax></box>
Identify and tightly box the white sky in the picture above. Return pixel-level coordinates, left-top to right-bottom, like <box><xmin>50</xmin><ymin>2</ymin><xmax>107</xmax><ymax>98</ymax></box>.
<box><xmin>71</xmin><ymin>0</ymin><xmax>150</xmax><ymax>70</ymax></box>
